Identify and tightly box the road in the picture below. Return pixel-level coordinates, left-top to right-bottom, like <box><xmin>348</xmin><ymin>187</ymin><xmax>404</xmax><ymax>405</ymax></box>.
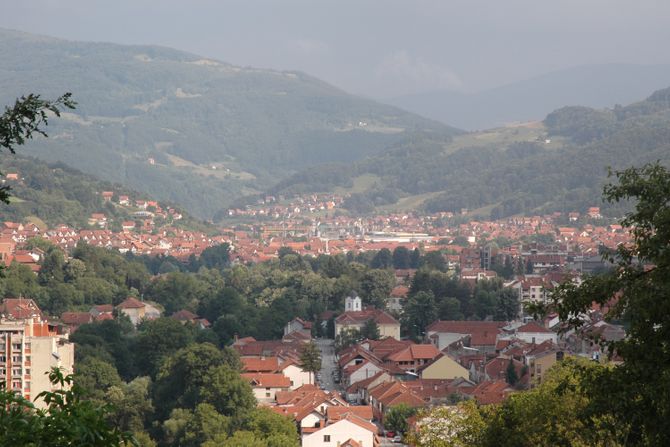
<box><xmin>315</xmin><ymin>338</ymin><xmax>337</xmax><ymax>392</ymax></box>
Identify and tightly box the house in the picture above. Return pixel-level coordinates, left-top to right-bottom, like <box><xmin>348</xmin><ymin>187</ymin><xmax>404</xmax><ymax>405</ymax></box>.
<box><xmin>60</xmin><ymin>312</ymin><xmax>93</xmax><ymax>332</ymax></box>
<box><xmin>280</xmin><ymin>359</ymin><xmax>312</xmax><ymax>389</ymax></box>
<box><xmin>515</xmin><ymin>321</ymin><xmax>557</xmax><ymax>344</ymax></box>
<box><xmin>387</xmin><ymin>285</ymin><xmax>408</xmax><ymax>313</ymax></box>
<box><xmin>301</xmin><ymin>414</ymin><xmax>378</xmax><ymax>447</ymax></box>
<box><xmin>368</xmin><ymin>381</ymin><xmax>425</xmax><ymax>422</ymax></box>
<box><xmin>171</xmin><ymin>310</ymin><xmax>210</xmax><ymax>329</ymax></box>
<box><xmin>101</xmin><ymin>191</ymin><xmax>114</xmax><ymax>202</ymax></box>
<box><xmin>426</xmin><ymin>320</ymin><xmax>506</xmax><ymax>352</ymax></box>
<box><xmin>346</xmin><ymin>371</ymin><xmax>391</xmax><ymax>404</ymax></box>
<box><xmin>470</xmin><ymin>380</ymin><xmax>513</xmax><ymax>405</ymax></box>
<box><xmin>116</xmin><ymin>297</ymin><xmax>146</xmax><ymax>325</ymax></box>
<box><xmin>284</xmin><ymin>317</ymin><xmax>312</xmax><ymax>337</ymax></box>
<box><xmin>0</xmin><ymin>298</ymin><xmax>44</xmax><ymax>320</ymax></box>
<box><xmin>344</xmin><ymin>359</ymin><xmax>384</xmax><ymax>387</ymax></box>
<box><xmin>525</xmin><ymin>344</ymin><xmax>562</xmax><ymax>387</ymax></box>
<box><xmin>90</xmin><ymin>304</ymin><xmax>113</xmax><ymax>320</ymax></box>
<box><xmin>385</xmin><ymin>344</ymin><xmax>441</xmax><ymax>374</ymax></box>
<box><xmin>335</xmin><ymin>296</ymin><xmax>400</xmax><ymax>340</ymax></box>
<box><xmin>241</xmin><ymin>373</ymin><xmax>291</xmax><ymax>403</ymax></box>
<box><xmin>242</xmin><ymin>357</ymin><xmax>280</xmax><ymax>373</ymax></box>
<box><xmin>419</xmin><ymin>352</ymin><xmax>470</xmax><ymax>381</ymax></box>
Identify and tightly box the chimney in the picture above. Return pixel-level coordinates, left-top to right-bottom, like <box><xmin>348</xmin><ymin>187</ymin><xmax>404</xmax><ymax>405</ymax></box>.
<box><xmin>234</xmin><ymin>333</ymin><xmax>239</xmax><ymax>342</ymax></box>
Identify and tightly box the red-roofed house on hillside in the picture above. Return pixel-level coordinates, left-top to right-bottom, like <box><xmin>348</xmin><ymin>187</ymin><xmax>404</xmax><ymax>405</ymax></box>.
<box><xmin>116</xmin><ymin>297</ymin><xmax>161</xmax><ymax>326</ymax></box>
<box><xmin>60</xmin><ymin>312</ymin><xmax>93</xmax><ymax>332</ymax></box>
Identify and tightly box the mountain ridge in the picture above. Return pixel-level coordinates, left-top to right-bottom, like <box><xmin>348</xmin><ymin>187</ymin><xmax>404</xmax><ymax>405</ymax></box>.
<box><xmin>0</xmin><ymin>28</ymin><xmax>460</xmax><ymax>220</ymax></box>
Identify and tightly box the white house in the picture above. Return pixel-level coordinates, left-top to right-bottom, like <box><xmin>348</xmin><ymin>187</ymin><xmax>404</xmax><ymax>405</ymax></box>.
<box><xmin>345</xmin><ymin>360</ymin><xmax>383</xmax><ymax>388</ymax></box>
<box><xmin>280</xmin><ymin>361</ymin><xmax>313</xmax><ymax>389</ymax></box>
<box><xmin>240</xmin><ymin>373</ymin><xmax>291</xmax><ymax>403</ymax></box>
<box><xmin>301</xmin><ymin>415</ymin><xmax>378</xmax><ymax>447</ymax></box>
<box><xmin>516</xmin><ymin>321</ymin><xmax>557</xmax><ymax>344</ymax></box>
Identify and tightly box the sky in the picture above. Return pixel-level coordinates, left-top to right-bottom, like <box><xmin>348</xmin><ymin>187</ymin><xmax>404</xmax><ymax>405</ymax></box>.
<box><xmin>2</xmin><ymin>0</ymin><xmax>670</xmax><ymax>98</ymax></box>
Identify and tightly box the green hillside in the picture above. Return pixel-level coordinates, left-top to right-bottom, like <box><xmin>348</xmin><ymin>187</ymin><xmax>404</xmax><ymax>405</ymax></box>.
<box><xmin>0</xmin><ymin>155</ymin><xmax>209</xmax><ymax>231</ymax></box>
<box><xmin>0</xmin><ymin>29</ymin><xmax>458</xmax><ymax>219</ymax></box>
<box><xmin>271</xmin><ymin>87</ymin><xmax>670</xmax><ymax>218</ymax></box>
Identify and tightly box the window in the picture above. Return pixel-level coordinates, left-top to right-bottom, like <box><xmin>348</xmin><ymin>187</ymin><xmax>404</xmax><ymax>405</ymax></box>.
<box><xmin>12</xmin><ymin>356</ymin><xmax>21</xmax><ymax>363</ymax></box>
<box><xmin>265</xmin><ymin>392</ymin><xmax>271</xmax><ymax>398</ymax></box>
<box><xmin>12</xmin><ymin>343</ymin><xmax>22</xmax><ymax>351</ymax></box>
<box><xmin>323</xmin><ymin>435</ymin><xmax>331</xmax><ymax>442</ymax></box>
<box><xmin>13</xmin><ymin>368</ymin><xmax>21</xmax><ymax>376</ymax></box>
<box><xmin>25</xmin><ymin>369</ymin><xmax>30</xmax><ymax>376</ymax></box>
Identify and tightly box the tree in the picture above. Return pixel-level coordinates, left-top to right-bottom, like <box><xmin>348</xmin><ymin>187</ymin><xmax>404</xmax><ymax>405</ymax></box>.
<box><xmin>360</xmin><ymin>269</ymin><xmax>395</xmax><ymax>308</ymax></box>
<box><xmin>371</xmin><ymin>248</ymin><xmax>393</xmax><ymax>269</ymax></box>
<box><xmin>0</xmin><ymin>367</ymin><xmax>135</xmax><ymax>447</ymax></box>
<box><xmin>480</xmin><ymin>358</ymin><xmax>620</xmax><ymax>447</ymax></box>
<box><xmin>505</xmin><ymin>358</ymin><xmax>518</xmax><ymax>387</ymax></box>
<box><xmin>200</xmin><ymin>365</ymin><xmax>256</xmax><ymax>417</ymax></box>
<box><xmin>334</xmin><ymin>327</ymin><xmax>362</xmax><ymax>352</ymax></box>
<box><xmin>403</xmin><ymin>291</ymin><xmax>438</xmax><ymax>339</ymax></box>
<box><xmin>299</xmin><ymin>341</ymin><xmax>322</xmax><ymax>385</ymax></box>
<box><xmin>360</xmin><ymin>318</ymin><xmax>381</xmax><ymax>340</ymax></box>
<box><xmin>163</xmin><ymin>403</ymin><xmax>231</xmax><ymax>447</ymax></box>
<box><xmin>153</xmin><ymin>343</ymin><xmax>241</xmax><ymax>419</ymax></box>
<box><xmin>385</xmin><ymin>403</ymin><xmax>417</xmax><ymax>434</ymax></box>
<box><xmin>243</xmin><ymin>408</ymin><xmax>299</xmax><ymax>446</ymax></box>
<box><xmin>0</xmin><ymin>93</ymin><xmax>75</xmax><ymax>203</ymax></box>
<box><xmin>495</xmin><ymin>287</ymin><xmax>520</xmax><ymax>321</ymax></box>
<box><xmin>134</xmin><ymin>317</ymin><xmax>195</xmax><ymax>377</ymax></box>
<box><xmin>75</xmin><ymin>357</ymin><xmax>122</xmax><ymax>400</ymax></box>
<box><xmin>406</xmin><ymin>400</ymin><xmax>487</xmax><ymax>447</ymax></box>
<box><xmin>547</xmin><ymin>164</ymin><xmax>670</xmax><ymax>445</ymax></box>
<box><xmin>392</xmin><ymin>246</ymin><xmax>411</xmax><ymax>269</ymax></box>
<box><xmin>105</xmin><ymin>377</ymin><xmax>154</xmax><ymax>434</ymax></box>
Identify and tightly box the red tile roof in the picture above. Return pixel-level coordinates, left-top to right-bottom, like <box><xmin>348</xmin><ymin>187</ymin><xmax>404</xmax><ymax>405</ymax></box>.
<box><xmin>241</xmin><ymin>373</ymin><xmax>291</xmax><ymax>388</ymax></box>
<box><xmin>426</xmin><ymin>320</ymin><xmax>506</xmax><ymax>346</ymax></box>
<box><xmin>116</xmin><ymin>297</ymin><xmax>145</xmax><ymax>309</ymax></box>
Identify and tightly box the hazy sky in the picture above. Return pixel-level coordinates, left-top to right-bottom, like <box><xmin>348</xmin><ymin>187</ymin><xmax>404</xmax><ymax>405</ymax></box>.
<box><xmin>2</xmin><ymin>0</ymin><xmax>670</xmax><ymax>98</ymax></box>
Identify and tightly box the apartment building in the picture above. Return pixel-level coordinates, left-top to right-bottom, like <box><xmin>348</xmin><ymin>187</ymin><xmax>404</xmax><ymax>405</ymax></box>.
<box><xmin>0</xmin><ymin>299</ymin><xmax>74</xmax><ymax>408</ymax></box>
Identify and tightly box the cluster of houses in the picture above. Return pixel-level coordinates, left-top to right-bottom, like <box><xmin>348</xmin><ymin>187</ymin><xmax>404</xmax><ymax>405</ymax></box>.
<box><xmin>222</xmin><ymin>287</ymin><xmax>625</xmax><ymax>447</ymax></box>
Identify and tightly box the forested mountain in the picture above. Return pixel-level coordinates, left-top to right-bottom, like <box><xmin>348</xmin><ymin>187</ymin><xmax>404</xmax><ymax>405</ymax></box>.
<box><xmin>271</xmin><ymin>87</ymin><xmax>670</xmax><ymax>219</ymax></box>
<box><xmin>0</xmin><ymin>155</ymin><xmax>207</xmax><ymax>231</ymax></box>
<box><xmin>0</xmin><ymin>29</ymin><xmax>458</xmax><ymax>220</ymax></box>
<box><xmin>387</xmin><ymin>63</ymin><xmax>670</xmax><ymax>130</ymax></box>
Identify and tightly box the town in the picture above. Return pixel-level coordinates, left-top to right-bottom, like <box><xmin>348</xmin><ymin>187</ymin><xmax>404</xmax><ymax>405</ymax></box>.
<box><xmin>0</xmin><ymin>190</ymin><xmax>631</xmax><ymax>446</ymax></box>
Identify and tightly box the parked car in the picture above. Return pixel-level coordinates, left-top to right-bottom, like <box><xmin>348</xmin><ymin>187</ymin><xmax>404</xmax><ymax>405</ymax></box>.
<box><xmin>393</xmin><ymin>435</ymin><xmax>403</xmax><ymax>443</ymax></box>
<box><xmin>385</xmin><ymin>431</ymin><xmax>395</xmax><ymax>438</ymax></box>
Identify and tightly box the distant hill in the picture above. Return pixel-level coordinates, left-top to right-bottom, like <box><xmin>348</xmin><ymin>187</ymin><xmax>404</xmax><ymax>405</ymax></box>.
<box><xmin>270</xmin><ymin>87</ymin><xmax>670</xmax><ymax>219</ymax></box>
<box><xmin>0</xmin><ymin>155</ymin><xmax>208</xmax><ymax>232</ymax></box>
<box><xmin>387</xmin><ymin>64</ymin><xmax>670</xmax><ymax>130</ymax></box>
<box><xmin>0</xmin><ymin>28</ymin><xmax>459</xmax><ymax>220</ymax></box>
